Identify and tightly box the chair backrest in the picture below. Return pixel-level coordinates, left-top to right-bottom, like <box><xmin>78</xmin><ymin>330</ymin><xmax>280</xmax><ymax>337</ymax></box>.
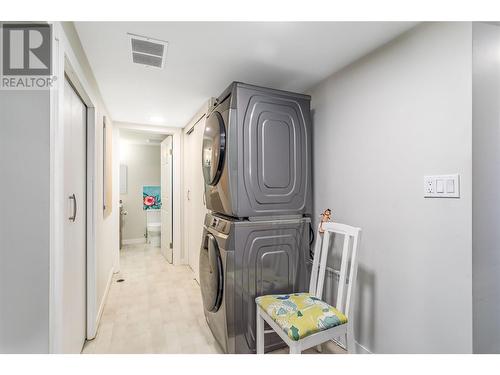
<box><xmin>309</xmin><ymin>222</ymin><xmax>361</xmax><ymax>319</ymax></box>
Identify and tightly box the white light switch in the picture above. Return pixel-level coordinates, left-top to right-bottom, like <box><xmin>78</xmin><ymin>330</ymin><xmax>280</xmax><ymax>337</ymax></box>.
<box><xmin>424</xmin><ymin>174</ymin><xmax>460</xmax><ymax>198</ymax></box>
<box><xmin>446</xmin><ymin>179</ymin><xmax>455</xmax><ymax>194</ymax></box>
<box><xmin>436</xmin><ymin>179</ymin><xmax>444</xmax><ymax>193</ymax></box>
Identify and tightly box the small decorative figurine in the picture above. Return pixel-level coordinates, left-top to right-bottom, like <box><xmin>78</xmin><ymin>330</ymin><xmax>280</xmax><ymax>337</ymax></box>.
<box><xmin>319</xmin><ymin>208</ymin><xmax>332</xmax><ymax>234</ymax></box>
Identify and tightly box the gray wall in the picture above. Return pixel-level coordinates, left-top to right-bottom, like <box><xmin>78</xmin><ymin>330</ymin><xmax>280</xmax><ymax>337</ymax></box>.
<box><xmin>309</xmin><ymin>22</ymin><xmax>473</xmax><ymax>353</ymax></box>
<box><xmin>472</xmin><ymin>22</ymin><xmax>500</xmax><ymax>354</ymax></box>
<box><xmin>120</xmin><ymin>144</ymin><xmax>161</xmax><ymax>241</ymax></box>
<box><xmin>0</xmin><ymin>90</ymin><xmax>50</xmax><ymax>353</ymax></box>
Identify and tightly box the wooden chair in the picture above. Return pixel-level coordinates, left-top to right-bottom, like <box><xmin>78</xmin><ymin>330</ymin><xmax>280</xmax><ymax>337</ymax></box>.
<box><xmin>255</xmin><ymin>222</ymin><xmax>362</xmax><ymax>354</ymax></box>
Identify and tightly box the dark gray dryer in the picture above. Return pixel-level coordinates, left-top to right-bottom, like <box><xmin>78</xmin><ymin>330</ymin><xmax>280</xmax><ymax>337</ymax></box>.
<box><xmin>199</xmin><ymin>212</ymin><xmax>311</xmax><ymax>354</ymax></box>
<box><xmin>202</xmin><ymin>82</ymin><xmax>312</xmax><ymax>218</ymax></box>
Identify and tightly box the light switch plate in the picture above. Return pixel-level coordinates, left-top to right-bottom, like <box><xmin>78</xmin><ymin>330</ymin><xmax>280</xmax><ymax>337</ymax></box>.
<box><xmin>424</xmin><ymin>174</ymin><xmax>460</xmax><ymax>198</ymax></box>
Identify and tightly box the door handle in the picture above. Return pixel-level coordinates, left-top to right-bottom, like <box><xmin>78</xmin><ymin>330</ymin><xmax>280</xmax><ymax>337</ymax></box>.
<box><xmin>69</xmin><ymin>194</ymin><xmax>77</xmax><ymax>222</ymax></box>
<box><xmin>187</xmin><ymin>189</ymin><xmax>191</xmax><ymax>201</ymax></box>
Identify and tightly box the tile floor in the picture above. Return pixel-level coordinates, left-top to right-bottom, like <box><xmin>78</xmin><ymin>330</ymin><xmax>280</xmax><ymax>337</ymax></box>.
<box><xmin>82</xmin><ymin>243</ymin><xmax>345</xmax><ymax>354</ymax></box>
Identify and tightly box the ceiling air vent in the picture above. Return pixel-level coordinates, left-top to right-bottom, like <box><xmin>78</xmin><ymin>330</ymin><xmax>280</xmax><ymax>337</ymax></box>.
<box><xmin>127</xmin><ymin>33</ymin><xmax>168</xmax><ymax>69</ymax></box>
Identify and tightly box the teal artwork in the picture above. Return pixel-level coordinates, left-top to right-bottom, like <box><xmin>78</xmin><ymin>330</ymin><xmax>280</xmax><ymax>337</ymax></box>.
<box><xmin>143</xmin><ymin>185</ymin><xmax>161</xmax><ymax>210</ymax></box>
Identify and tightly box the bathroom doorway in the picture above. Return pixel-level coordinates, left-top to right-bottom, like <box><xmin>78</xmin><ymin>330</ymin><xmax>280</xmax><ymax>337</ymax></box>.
<box><xmin>118</xmin><ymin>129</ymin><xmax>173</xmax><ymax>263</ymax></box>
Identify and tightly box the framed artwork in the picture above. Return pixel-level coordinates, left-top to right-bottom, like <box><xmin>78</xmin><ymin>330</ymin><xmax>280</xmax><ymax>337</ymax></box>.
<box><xmin>143</xmin><ymin>185</ymin><xmax>162</xmax><ymax>210</ymax></box>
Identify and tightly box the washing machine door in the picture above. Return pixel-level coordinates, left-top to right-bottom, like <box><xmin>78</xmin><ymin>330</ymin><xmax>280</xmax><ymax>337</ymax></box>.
<box><xmin>200</xmin><ymin>232</ymin><xmax>224</xmax><ymax>312</ymax></box>
<box><xmin>202</xmin><ymin>110</ymin><xmax>226</xmax><ymax>186</ymax></box>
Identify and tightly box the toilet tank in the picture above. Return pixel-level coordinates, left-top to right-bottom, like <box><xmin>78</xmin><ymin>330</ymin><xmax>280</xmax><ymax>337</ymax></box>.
<box><xmin>146</xmin><ymin>210</ymin><xmax>161</xmax><ymax>224</ymax></box>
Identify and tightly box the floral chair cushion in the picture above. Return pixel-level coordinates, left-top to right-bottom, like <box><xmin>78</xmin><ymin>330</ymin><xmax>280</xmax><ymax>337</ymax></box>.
<box><xmin>255</xmin><ymin>292</ymin><xmax>347</xmax><ymax>341</ymax></box>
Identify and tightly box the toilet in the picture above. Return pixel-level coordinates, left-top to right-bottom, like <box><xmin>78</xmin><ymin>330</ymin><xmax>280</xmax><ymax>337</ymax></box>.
<box><xmin>146</xmin><ymin>210</ymin><xmax>161</xmax><ymax>247</ymax></box>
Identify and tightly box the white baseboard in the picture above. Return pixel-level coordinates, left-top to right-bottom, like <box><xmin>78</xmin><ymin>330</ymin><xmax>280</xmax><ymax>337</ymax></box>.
<box><xmin>122</xmin><ymin>237</ymin><xmax>146</xmax><ymax>245</ymax></box>
<box><xmin>355</xmin><ymin>340</ymin><xmax>372</xmax><ymax>354</ymax></box>
<box><xmin>94</xmin><ymin>267</ymin><xmax>114</xmax><ymax>334</ymax></box>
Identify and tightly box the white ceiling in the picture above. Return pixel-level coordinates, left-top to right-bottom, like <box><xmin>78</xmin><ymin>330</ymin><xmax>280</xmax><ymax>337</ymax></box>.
<box><xmin>75</xmin><ymin>22</ymin><xmax>417</xmax><ymax>128</ymax></box>
<box><xmin>119</xmin><ymin>128</ymin><xmax>167</xmax><ymax>146</ymax></box>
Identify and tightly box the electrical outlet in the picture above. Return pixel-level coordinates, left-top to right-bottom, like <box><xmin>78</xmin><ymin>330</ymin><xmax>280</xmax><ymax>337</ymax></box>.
<box><xmin>424</xmin><ymin>177</ymin><xmax>434</xmax><ymax>194</ymax></box>
<box><xmin>424</xmin><ymin>174</ymin><xmax>460</xmax><ymax>198</ymax></box>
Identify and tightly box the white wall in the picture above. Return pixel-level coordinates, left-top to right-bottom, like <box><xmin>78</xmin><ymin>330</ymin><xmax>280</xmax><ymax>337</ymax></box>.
<box><xmin>120</xmin><ymin>144</ymin><xmax>161</xmax><ymax>241</ymax></box>
<box><xmin>471</xmin><ymin>22</ymin><xmax>500</xmax><ymax>354</ymax></box>
<box><xmin>309</xmin><ymin>22</ymin><xmax>473</xmax><ymax>353</ymax></box>
<box><xmin>0</xmin><ymin>90</ymin><xmax>51</xmax><ymax>353</ymax></box>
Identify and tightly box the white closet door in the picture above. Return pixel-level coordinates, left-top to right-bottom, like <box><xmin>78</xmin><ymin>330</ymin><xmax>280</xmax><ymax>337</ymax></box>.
<box><xmin>185</xmin><ymin>118</ymin><xmax>207</xmax><ymax>282</ymax></box>
<box><xmin>61</xmin><ymin>78</ymin><xmax>87</xmax><ymax>353</ymax></box>
<box><xmin>161</xmin><ymin>136</ymin><xmax>173</xmax><ymax>263</ymax></box>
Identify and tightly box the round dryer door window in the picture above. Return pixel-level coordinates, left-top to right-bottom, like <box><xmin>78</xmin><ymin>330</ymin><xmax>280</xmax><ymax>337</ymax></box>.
<box><xmin>202</xmin><ymin>111</ymin><xmax>226</xmax><ymax>186</ymax></box>
<box><xmin>199</xmin><ymin>233</ymin><xmax>223</xmax><ymax>312</ymax></box>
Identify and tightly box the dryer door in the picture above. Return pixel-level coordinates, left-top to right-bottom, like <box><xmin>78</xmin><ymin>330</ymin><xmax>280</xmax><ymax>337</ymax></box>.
<box><xmin>200</xmin><ymin>232</ymin><xmax>224</xmax><ymax>312</ymax></box>
<box><xmin>202</xmin><ymin>111</ymin><xmax>226</xmax><ymax>186</ymax></box>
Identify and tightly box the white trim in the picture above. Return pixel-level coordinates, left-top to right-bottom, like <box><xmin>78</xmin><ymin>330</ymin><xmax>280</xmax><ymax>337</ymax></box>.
<box><xmin>85</xmin><ymin>105</ymin><xmax>97</xmax><ymax>342</ymax></box>
<box><xmin>93</xmin><ymin>266</ymin><xmax>114</xmax><ymax>337</ymax></box>
<box><xmin>182</xmin><ymin>101</ymin><xmax>211</xmax><ymax>270</ymax></box>
<box><xmin>49</xmin><ymin>22</ymin><xmax>63</xmax><ymax>354</ymax></box>
<box><xmin>355</xmin><ymin>341</ymin><xmax>372</xmax><ymax>354</ymax></box>
<box><xmin>114</xmin><ymin>122</ymin><xmax>184</xmax><ymax>265</ymax></box>
<box><xmin>122</xmin><ymin>238</ymin><xmax>147</xmax><ymax>245</ymax></box>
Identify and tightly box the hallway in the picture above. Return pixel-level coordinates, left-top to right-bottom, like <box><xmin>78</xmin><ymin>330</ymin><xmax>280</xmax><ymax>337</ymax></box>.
<box><xmin>83</xmin><ymin>244</ymin><xmax>223</xmax><ymax>354</ymax></box>
<box><xmin>83</xmin><ymin>243</ymin><xmax>346</xmax><ymax>354</ymax></box>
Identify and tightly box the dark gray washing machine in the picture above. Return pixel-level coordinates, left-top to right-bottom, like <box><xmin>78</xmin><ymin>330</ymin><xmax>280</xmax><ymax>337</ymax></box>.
<box><xmin>202</xmin><ymin>82</ymin><xmax>312</xmax><ymax>218</ymax></box>
<box><xmin>199</xmin><ymin>212</ymin><xmax>311</xmax><ymax>354</ymax></box>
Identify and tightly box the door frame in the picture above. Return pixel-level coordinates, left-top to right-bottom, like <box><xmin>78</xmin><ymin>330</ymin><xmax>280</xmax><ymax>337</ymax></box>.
<box><xmin>160</xmin><ymin>135</ymin><xmax>174</xmax><ymax>263</ymax></box>
<box><xmin>49</xmin><ymin>24</ymin><xmax>98</xmax><ymax>352</ymax></box>
<box><xmin>114</xmin><ymin>122</ymin><xmax>183</xmax><ymax>265</ymax></box>
<box><xmin>182</xmin><ymin>101</ymin><xmax>212</xmax><ymax>277</ymax></box>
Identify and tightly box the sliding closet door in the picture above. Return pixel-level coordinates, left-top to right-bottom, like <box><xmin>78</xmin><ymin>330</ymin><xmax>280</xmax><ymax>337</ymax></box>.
<box><xmin>61</xmin><ymin>78</ymin><xmax>87</xmax><ymax>353</ymax></box>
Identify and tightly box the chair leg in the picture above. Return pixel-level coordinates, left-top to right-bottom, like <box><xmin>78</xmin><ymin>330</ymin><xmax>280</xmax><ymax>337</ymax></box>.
<box><xmin>256</xmin><ymin>307</ymin><xmax>264</xmax><ymax>354</ymax></box>
<box><xmin>346</xmin><ymin>324</ymin><xmax>355</xmax><ymax>354</ymax></box>
<box><xmin>289</xmin><ymin>344</ymin><xmax>301</xmax><ymax>354</ymax></box>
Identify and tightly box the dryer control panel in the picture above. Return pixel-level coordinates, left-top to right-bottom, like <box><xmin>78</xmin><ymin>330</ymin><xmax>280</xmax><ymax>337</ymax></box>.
<box><xmin>207</xmin><ymin>214</ymin><xmax>231</xmax><ymax>235</ymax></box>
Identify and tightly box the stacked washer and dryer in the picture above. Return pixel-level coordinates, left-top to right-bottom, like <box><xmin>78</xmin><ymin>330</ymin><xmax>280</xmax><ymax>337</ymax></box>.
<box><xmin>199</xmin><ymin>82</ymin><xmax>312</xmax><ymax>353</ymax></box>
